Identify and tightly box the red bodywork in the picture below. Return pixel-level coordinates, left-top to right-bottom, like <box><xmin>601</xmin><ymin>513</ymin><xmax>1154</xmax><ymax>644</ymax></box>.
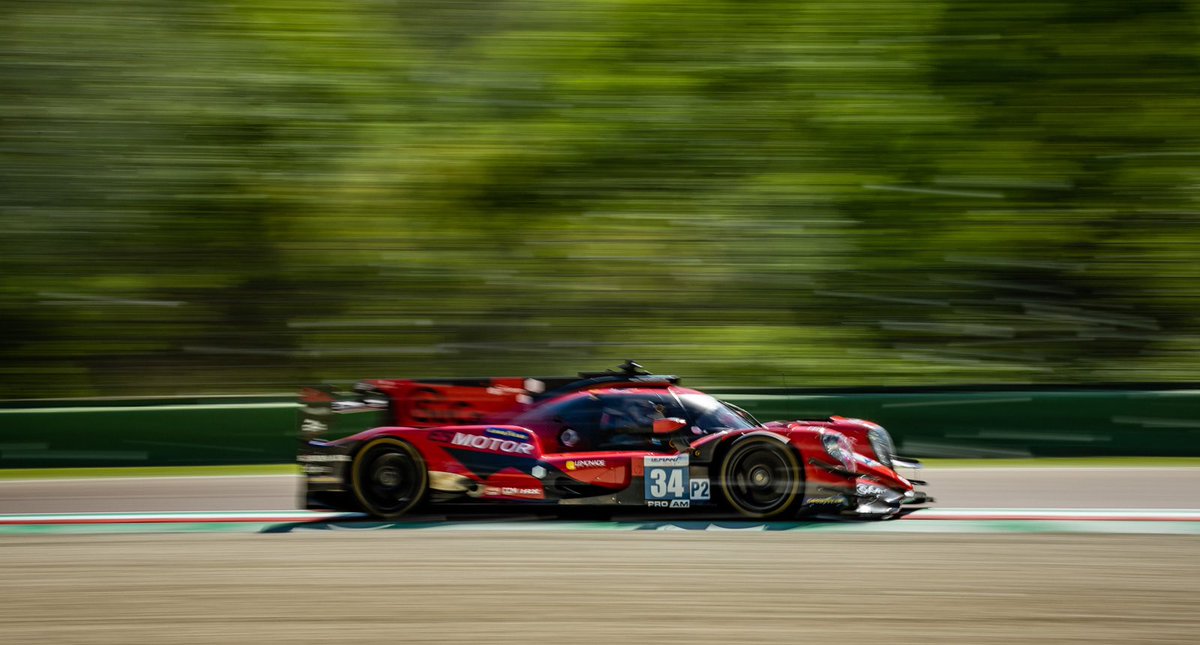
<box><xmin>300</xmin><ymin>374</ymin><xmax>927</xmax><ymax>517</ymax></box>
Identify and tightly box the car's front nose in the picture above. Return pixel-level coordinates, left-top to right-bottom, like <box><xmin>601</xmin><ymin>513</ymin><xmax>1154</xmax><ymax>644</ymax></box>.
<box><xmin>850</xmin><ymin>455</ymin><xmax>934</xmax><ymax>517</ymax></box>
<box><xmin>854</xmin><ymin>480</ymin><xmax>908</xmax><ymax>515</ymax></box>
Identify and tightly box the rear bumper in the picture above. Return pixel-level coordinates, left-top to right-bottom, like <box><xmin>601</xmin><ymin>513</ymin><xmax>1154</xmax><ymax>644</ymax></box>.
<box><xmin>298</xmin><ymin>439</ymin><xmax>355</xmax><ymax>510</ymax></box>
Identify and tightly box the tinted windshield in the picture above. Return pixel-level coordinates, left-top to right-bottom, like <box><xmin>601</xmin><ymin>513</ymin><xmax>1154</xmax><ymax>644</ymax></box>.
<box><xmin>598</xmin><ymin>392</ymin><xmax>685</xmax><ymax>432</ymax></box>
<box><xmin>679</xmin><ymin>394</ymin><xmax>758</xmax><ymax>432</ymax></box>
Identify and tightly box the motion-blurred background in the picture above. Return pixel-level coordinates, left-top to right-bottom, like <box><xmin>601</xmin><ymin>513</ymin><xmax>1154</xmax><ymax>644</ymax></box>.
<box><xmin>4</xmin><ymin>0</ymin><xmax>1199</xmax><ymax>397</ymax></box>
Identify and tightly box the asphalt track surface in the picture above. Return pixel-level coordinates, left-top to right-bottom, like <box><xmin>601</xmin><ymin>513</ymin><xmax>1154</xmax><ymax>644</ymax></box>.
<box><xmin>0</xmin><ymin>532</ymin><xmax>1196</xmax><ymax>644</ymax></box>
<box><xmin>2</xmin><ymin>469</ymin><xmax>1200</xmax><ymax>644</ymax></box>
<box><xmin>2</xmin><ymin>467</ymin><xmax>1200</xmax><ymax>514</ymax></box>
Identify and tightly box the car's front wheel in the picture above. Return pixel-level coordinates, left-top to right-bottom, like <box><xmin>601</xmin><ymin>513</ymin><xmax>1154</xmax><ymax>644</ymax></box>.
<box><xmin>718</xmin><ymin>437</ymin><xmax>803</xmax><ymax>519</ymax></box>
<box><xmin>350</xmin><ymin>438</ymin><xmax>428</xmax><ymax>519</ymax></box>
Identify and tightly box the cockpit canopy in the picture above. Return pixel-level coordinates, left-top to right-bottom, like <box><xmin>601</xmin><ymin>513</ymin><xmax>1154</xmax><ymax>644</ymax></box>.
<box><xmin>511</xmin><ymin>387</ymin><xmax>758</xmax><ymax>451</ymax></box>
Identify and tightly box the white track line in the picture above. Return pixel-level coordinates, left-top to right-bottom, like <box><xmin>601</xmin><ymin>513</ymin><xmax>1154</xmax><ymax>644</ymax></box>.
<box><xmin>906</xmin><ymin>508</ymin><xmax>1200</xmax><ymax>521</ymax></box>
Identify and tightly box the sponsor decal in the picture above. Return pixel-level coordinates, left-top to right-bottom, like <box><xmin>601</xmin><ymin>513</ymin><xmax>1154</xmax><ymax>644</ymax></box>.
<box><xmin>485</xmin><ymin>427</ymin><xmax>531</xmax><ymax>442</ymax></box>
<box><xmin>298</xmin><ymin>454</ymin><xmax>350</xmax><ymax>463</ymax></box>
<box><xmin>856</xmin><ymin>483</ymin><xmax>889</xmax><ymax>497</ymax></box>
<box><xmin>854</xmin><ymin>483</ymin><xmax>903</xmax><ymax>505</ymax></box>
<box><xmin>807</xmin><ymin>496</ymin><xmax>848</xmax><ymax>506</ymax></box>
<box><xmin>482</xmin><ymin>486</ymin><xmax>543</xmax><ymax>497</ymax></box>
<box><xmin>501</xmin><ymin>487</ymin><xmax>542</xmax><ymax>496</ymax></box>
<box><xmin>565</xmin><ymin>459</ymin><xmax>606</xmax><ymax>470</ymax></box>
<box><xmin>449</xmin><ymin>432</ymin><xmax>535</xmax><ymax>455</ymax></box>
<box><xmin>644</xmin><ymin>454</ymin><xmax>689</xmax><ymax>467</ymax></box>
<box><xmin>647</xmin><ymin>499</ymin><xmax>691</xmax><ymax>508</ymax></box>
<box><xmin>300</xmin><ymin>419</ymin><xmax>328</xmax><ymax>434</ymax></box>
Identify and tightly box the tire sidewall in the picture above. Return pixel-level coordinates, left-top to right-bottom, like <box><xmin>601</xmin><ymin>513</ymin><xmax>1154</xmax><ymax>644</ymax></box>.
<box><xmin>718</xmin><ymin>436</ymin><xmax>803</xmax><ymax>519</ymax></box>
<box><xmin>351</xmin><ymin>437</ymin><xmax>428</xmax><ymax>518</ymax></box>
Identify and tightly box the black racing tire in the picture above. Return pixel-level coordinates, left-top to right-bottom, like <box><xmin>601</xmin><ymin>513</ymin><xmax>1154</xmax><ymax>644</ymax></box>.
<box><xmin>350</xmin><ymin>438</ymin><xmax>429</xmax><ymax>519</ymax></box>
<box><xmin>718</xmin><ymin>437</ymin><xmax>804</xmax><ymax>519</ymax></box>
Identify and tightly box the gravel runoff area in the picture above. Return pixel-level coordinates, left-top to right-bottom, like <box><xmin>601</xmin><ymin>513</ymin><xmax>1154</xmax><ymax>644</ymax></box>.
<box><xmin>0</xmin><ymin>532</ymin><xmax>1197</xmax><ymax>644</ymax></box>
<box><xmin>3</xmin><ymin>467</ymin><xmax>1200</xmax><ymax>513</ymax></box>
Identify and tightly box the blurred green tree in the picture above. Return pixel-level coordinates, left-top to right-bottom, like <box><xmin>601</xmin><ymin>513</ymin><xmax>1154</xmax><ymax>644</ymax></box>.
<box><xmin>1</xmin><ymin>0</ymin><xmax>1198</xmax><ymax>396</ymax></box>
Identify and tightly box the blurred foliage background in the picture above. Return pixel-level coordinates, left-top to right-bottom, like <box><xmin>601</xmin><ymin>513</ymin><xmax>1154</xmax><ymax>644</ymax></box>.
<box><xmin>3</xmin><ymin>0</ymin><xmax>1200</xmax><ymax>397</ymax></box>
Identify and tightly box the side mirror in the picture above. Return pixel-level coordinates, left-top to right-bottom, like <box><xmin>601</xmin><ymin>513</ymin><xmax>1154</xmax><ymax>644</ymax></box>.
<box><xmin>653</xmin><ymin>417</ymin><xmax>688</xmax><ymax>434</ymax></box>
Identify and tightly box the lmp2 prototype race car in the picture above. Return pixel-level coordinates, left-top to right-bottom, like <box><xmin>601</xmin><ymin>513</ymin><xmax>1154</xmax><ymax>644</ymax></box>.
<box><xmin>299</xmin><ymin>361</ymin><xmax>931</xmax><ymax>520</ymax></box>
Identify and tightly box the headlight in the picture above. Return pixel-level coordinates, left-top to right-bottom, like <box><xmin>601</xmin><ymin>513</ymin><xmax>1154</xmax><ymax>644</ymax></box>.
<box><xmin>821</xmin><ymin>433</ymin><xmax>855</xmax><ymax>472</ymax></box>
<box><xmin>867</xmin><ymin>427</ymin><xmax>895</xmax><ymax>469</ymax></box>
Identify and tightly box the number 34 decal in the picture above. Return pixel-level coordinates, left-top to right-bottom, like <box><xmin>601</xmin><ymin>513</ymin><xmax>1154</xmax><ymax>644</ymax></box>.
<box><xmin>643</xmin><ymin>455</ymin><xmax>709</xmax><ymax>506</ymax></box>
<box><xmin>648</xmin><ymin>468</ymin><xmax>686</xmax><ymax>498</ymax></box>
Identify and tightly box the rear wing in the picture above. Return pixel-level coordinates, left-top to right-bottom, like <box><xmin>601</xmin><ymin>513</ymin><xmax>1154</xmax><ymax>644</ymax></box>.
<box><xmin>299</xmin><ymin>362</ymin><xmax>681</xmax><ymax>441</ymax></box>
<box><xmin>298</xmin><ymin>385</ymin><xmax>382</xmax><ymax>445</ymax></box>
<box><xmin>363</xmin><ymin>378</ymin><xmax>534</xmax><ymax>427</ymax></box>
<box><xmin>298</xmin><ymin>379</ymin><xmax>537</xmax><ymax>446</ymax></box>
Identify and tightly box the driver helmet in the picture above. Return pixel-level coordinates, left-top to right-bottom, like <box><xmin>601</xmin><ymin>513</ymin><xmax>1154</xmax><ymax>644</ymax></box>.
<box><xmin>626</xmin><ymin>399</ymin><xmax>666</xmax><ymax>427</ymax></box>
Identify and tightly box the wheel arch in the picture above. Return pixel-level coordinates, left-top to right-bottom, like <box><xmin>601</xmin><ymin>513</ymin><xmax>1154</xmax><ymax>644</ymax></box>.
<box><xmin>348</xmin><ymin>427</ymin><xmax>433</xmax><ymax>462</ymax></box>
<box><xmin>707</xmin><ymin>430</ymin><xmax>798</xmax><ymax>472</ymax></box>
<box><xmin>709</xmin><ymin>431</ymin><xmax>808</xmax><ymax>517</ymax></box>
<box><xmin>349</xmin><ymin>434</ymin><xmax>431</xmax><ymax>518</ymax></box>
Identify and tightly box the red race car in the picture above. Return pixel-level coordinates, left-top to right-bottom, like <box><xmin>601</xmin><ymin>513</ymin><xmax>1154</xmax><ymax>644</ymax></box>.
<box><xmin>299</xmin><ymin>361</ymin><xmax>930</xmax><ymax>520</ymax></box>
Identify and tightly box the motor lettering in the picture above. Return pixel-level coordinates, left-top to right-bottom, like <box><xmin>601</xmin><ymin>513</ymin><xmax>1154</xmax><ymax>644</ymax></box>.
<box><xmin>450</xmin><ymin>432</ymin><xmax>535</xmax><ymax>455</ymax></box>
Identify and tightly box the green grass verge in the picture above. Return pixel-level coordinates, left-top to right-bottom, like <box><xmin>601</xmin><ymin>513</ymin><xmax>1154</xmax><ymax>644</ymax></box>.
<box><xmin>2</xmin><ymin>457</ymin><xmax>1200</xmax><ymax>480</ymax></box>
<box><xmin>0</xmin><ymin>464</ymin><xmax>299</xmax><ymax>479</ymax></box>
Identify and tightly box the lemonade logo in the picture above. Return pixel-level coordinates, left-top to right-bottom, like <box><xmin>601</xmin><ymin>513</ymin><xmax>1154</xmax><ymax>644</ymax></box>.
<box><xmin>565</xmin><ymin>459</ymin><xmax>606</xmax><ymax>470</ymax></box>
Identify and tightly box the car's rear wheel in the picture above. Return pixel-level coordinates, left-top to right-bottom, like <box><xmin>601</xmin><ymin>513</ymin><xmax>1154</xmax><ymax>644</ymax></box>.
<box><xmin>351</xmin><ymin>438</ymin><xmax>428</xmax><ymax>519</ymax></box>
<box><xmin>718</xmin><ymin>437</ymin><xmax>803</xmax><ymax>519</ymax></box>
